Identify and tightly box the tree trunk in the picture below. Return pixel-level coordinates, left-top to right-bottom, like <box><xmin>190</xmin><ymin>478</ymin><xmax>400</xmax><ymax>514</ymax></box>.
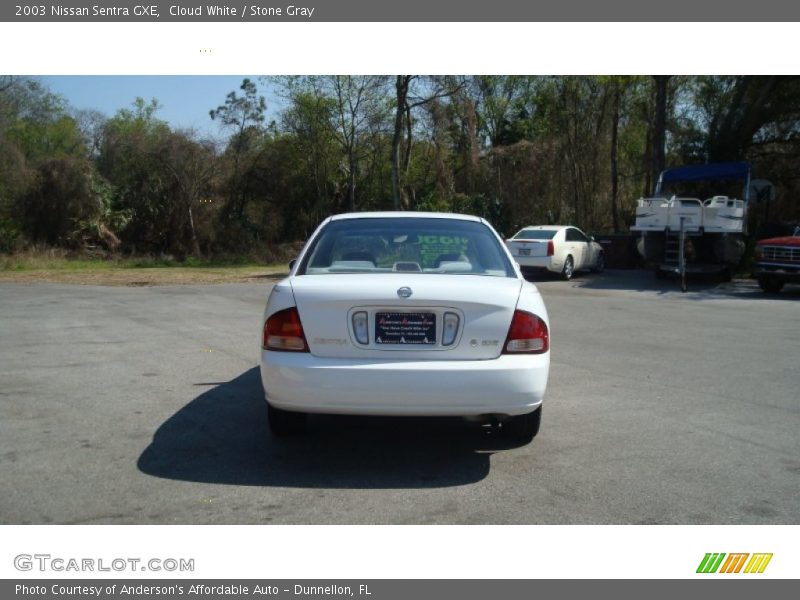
<box><xmin>187</xmin><ymin>203</ymin><xmax>201</xmax><ymax>257</ymax></box>
<box><xmin>347</xmin><ymin>153</ymin><xmax>357</xmax><ymax>212</ymax></box>
<box><xmin>643</xmin><ymin>125</ymin><xmax>652</xmax><ymax>197</ymax></box>
<box><xmin>402</xmin><ymin>101</ymin><xmax>413</xmax><ymax>209</ymax></box>
<box><xmin>464</xmin><ymin>98</ymin><xmax>479</xmax><ymax>193</ymax></box>
<box><xmin>652</xmin><ymin>75</ymin><xmax>670</xmax><ymax>187</ymax></box>
<box><xmin>610</xmin><ymin>83</ymin><xmax>621</xmax><ymax>233</ymax></box>
<box><xmin>391</xmin><ymin>76</ymin><xmax>410</xmax><ymax>211</ymax></box>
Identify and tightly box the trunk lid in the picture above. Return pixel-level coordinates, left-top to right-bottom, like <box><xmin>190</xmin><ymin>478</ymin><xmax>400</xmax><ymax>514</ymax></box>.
<box><xmin>506</xmin><ymin>239</ymin><xmax>550</xmax><ymax>258</ymax></box>
<box><xmin>291</xmin><ymin>274</ymin><xmax>522</xmax><ymax>359</ymax></box>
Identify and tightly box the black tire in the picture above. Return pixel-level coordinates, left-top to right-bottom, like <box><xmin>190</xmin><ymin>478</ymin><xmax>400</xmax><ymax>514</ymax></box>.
<box><xmin>560</xmin><ymin>256</ymin><xmax>574</xmax><ymax>281</ymax></box>
<box><xmin>720</xmin><ymin>267</ymin><xmax>733</xmax><ymax>282</ymax></box>
<box><xmin>268</xmin><ymin>403</ymin><xmax>307</xmax><ymax>436</ymax></box>
<box><xmin>655</xmin><ymin>267</ymin><xmax>666</xmax><ymax>280</ymax></box>
<box><xmin>503</xmin><ymin>407</ymin><xmax>542</xmax><ymax>443</ymax></box>
<box><xmin>591</xmin><ymin>252</ymin><xmax>605</xmax><ymax>273</ymax></box>
<box><xmin>758</xmin><ymin>277</ymin><xmax>784</xmax><ymax>294</ymax></box>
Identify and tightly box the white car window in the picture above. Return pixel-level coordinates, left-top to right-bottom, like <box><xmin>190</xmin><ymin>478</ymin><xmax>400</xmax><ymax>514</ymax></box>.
<box><xmin>567</xmin><ymin>228</ymin><xmax>587</xmax><ymax>243</ymax></box>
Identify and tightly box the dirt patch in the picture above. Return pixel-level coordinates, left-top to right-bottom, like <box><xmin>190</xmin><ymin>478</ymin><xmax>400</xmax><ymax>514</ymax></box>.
<box><xmin>0</xmin><ymin>267</ymin><xmax>289</xmax><ymax>286</ymax></box>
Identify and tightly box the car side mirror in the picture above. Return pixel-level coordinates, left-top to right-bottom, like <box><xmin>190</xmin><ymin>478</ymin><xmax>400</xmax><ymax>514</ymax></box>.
<box><xmin>289</xmin><ymin>258</ymin><xmax>296</xmax><ymax>270</ymax></box>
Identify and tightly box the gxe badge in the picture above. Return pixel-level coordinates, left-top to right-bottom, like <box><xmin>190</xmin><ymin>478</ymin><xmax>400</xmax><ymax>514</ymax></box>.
<box><xmin>397</xmin><ymin>287</ymin><xmax>413</xmax><ymax>298</ymax></box>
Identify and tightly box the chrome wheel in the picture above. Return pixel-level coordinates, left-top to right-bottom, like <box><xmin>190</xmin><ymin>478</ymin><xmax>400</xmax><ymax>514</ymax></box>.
<box><xmin>561</xmin><ymin>256</ymin><xmax>574</xmax><ymax>281</ymax></box>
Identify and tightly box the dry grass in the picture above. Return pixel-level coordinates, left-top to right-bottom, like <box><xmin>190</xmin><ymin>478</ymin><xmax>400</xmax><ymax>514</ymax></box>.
<box><xmin>0</xmin><ymin>268</ymin><xmax>288</xmax><ymax>286</ymax></box>
<box><xmin>0</xmin><ymin>256</ymin><xmax>289</xmax><ymax>286</ymax></box>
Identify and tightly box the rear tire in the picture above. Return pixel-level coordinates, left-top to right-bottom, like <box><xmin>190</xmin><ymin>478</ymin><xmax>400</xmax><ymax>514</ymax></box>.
<box><xmin>758</xmin><ymin>277</ymin><xmax>784</xmax><ymax>293</ymax></box>
<box><xmin>560</xmin><ymin>256</ymin><xmax>574</xmax><ymax>281</ymax></box>
<box><xmin>503</xmin><ymin>407</ymin><xmax>542</xmax><ymax>443</ymax></box>
<box><xmin>268</xmin><ymin>403</ymin><xmax>307</xmax><ymax>436</ymax></box>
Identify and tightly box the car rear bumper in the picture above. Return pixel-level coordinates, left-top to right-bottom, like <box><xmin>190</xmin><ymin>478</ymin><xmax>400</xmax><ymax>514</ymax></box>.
<box><xmin>753</xmin><ymin>263</ymin><xmax>800</xmax><ymax>282</ymax></box>
<box><xmin>514</xmin><ymin>256</ymin><xmax>561</xmax><ymax>272</ymax></box>
<box><xmin>260</xmin><ymin>350</ymin><xmax>549</xmax><ymax>417</ymax></box>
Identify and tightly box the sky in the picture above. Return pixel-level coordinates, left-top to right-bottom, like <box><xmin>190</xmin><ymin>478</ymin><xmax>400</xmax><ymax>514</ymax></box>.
<box><xmin>39</xmin><ymin>75</ymin><xmax>283</xmax><ymax>141</ymax></box>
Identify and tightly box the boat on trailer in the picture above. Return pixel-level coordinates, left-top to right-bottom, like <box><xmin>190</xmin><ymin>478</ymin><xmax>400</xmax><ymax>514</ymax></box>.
<box><xmin>631</xmin><ymin>162</ymin><xmax>750</xmax><ymax>280</ymax></box>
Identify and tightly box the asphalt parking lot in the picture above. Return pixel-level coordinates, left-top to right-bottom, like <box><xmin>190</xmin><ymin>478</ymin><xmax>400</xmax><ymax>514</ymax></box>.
<box><xmin>1</xmin><ymin>271</ymin><xmax>798</xmax><ymax>524</ymax></box>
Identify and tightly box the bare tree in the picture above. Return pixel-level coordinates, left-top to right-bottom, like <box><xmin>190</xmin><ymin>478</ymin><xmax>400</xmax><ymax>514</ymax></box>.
<box><xmin>328</xmin><ymin>76</ymin><xmax>390</xmax><ymax>211</ymax></box>
<box><xmin>473</xmin><ymin>75</ymin><xmax>532</xmax><ymax>146</ymax></box>
<box><xmin>210</xmin><ymin>78</ymin><xmax>266</xmax><ymax>222</ymax></box>
<box><xmin>157</xmin><ymin>131</ymin><xmax>217</xmax><ymax>256</ymax></box>
<box><xmin>74</xmin><ymin>108</ymin><xmax>107</xmax><ymax>157</ymax></box>
<box><xmin>280</xmin><ymin>76</ymin><xmax>390</xmax><ymax>212</ymax></box>
<box><xmin>390</xmin><ymin>76</ymin><xmax>464</xmax><ymax>210</ymax></box>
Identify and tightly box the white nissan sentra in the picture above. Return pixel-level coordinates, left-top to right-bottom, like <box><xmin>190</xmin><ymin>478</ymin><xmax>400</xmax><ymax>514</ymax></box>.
<box><xmin>260</xmin><ymin>212</ymin><xmax>550</xmax><ymax>441</ymax></box>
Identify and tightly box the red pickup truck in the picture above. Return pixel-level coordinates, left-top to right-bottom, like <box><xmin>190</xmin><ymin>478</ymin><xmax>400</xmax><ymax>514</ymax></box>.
<box><xmin>753</xmin><ymin>229</ymin><xmax>800</xmax><ymax>293</ymax></box>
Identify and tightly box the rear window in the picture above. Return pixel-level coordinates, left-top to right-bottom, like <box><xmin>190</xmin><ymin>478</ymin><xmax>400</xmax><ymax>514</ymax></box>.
<box><xmin>298</xmin><ymin>217</ymin><xmax>515</xmax><ymax>277</ymax></box>
<box><xmin>513</xmin><ymin>228</ymin><xmax>557</xmax><ymax>240</ymax></box>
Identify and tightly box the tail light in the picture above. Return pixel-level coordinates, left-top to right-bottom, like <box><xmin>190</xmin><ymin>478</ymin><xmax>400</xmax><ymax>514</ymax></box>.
<box><xmin>264</xmin><ymin>307</ymin><xmax>308</xmax><ymax>352</ymax></box>
<box><xmin>503</xmin><ymin>309</ymin><xmax>549</xmax><ymax>354</ymax></box>
<box><xmin>546</xmin><ymin>241</ymin><xmax>554</xmax><ymax>256</ymax></box>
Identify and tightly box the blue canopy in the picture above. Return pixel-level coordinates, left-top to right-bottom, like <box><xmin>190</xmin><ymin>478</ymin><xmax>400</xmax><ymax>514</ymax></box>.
<box><xmin>656</xmin><ymin>162</ymin><xmax>752</xmax><ymax>200</ymax></box>
<box><xmin>659</xmin><ymin>162</ymin><xmax>750</xmax><ymax>184</ymax></box>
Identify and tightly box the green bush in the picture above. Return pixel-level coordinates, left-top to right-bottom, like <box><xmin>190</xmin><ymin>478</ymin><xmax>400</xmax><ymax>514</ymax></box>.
<box><xmin>0</xmin><ymin>217</ymin><xmax>20</xmax><ymax>253</ymax></box>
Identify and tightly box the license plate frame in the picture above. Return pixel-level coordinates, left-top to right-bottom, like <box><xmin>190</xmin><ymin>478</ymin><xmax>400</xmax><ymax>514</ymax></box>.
<box><xmin>375</xmin><ymin>312</ymin><xmax>436</xmax><ymax>345</ymax></box>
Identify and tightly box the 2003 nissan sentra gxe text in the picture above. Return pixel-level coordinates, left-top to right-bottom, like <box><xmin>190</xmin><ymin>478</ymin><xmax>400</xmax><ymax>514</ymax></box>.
<box><xmin>260</xmin><ymin>212</ymin><xmax>551</xmax><ymax>442</ymax></box>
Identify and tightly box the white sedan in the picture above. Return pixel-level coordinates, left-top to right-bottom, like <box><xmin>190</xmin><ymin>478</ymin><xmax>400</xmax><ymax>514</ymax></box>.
<box><xmin>260</xmin><ymin>212</ymin><xmax>550</xmax><ymax>442</ymax></box>
<box><xmin>505</xmin><ymin>225</ymin><xmax>604</xmax><ymax>280</ymax></box>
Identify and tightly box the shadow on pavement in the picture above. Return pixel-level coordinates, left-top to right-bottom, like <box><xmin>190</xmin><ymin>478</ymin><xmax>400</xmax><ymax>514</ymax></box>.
<box><xmin>138</xmin><ymin>368</ymin><xmax>520</xmax><ymax>489</ymax></box>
